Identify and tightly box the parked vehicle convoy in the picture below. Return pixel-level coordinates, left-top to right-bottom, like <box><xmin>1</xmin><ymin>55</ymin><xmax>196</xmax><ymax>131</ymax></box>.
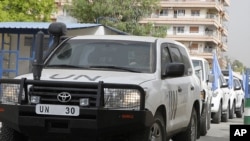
<box><xmin>222</xmin><ymin>70</ymin><xmax>245</xmax><ymax>118</ymax></box>
<box><xmin>0</xmin><ymin>22</ymin><xmax>201</xmax><ymax>141</ymax></box>
<box><xmin>191</xmin><ymin>56</ymin><xmax>213</xmax><ymax>136</ymax></box>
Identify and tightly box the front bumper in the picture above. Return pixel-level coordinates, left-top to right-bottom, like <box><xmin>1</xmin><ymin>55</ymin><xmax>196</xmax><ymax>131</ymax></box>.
<box><xmin>0</xmin><ymin>79</ymin><xmax>153</xmax><ymax>140</ymax></box>
<box><xmin>0</xmin><ymin>104</ymin><xmax>153</xmax><ymax>140</ymax></box>
<box><xmin>211</xmin><ymin>96</ymin><xmax>221</xmax><ymax>113</ymax></box>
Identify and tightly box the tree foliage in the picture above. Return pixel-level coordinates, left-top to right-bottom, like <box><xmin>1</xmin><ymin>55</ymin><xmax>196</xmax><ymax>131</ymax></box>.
<box><xmin>67</xmin><ymin>0</ymin><xmax>168</xmax><ymax>37</ymax></box>
<box><xmin>0</xmin><ymin>0</ymin><xmax>55</xmax><ymax>22</ymax></box>
<box><xmin>226</xmin><ymin>56</ymin><xmax>246</xmax><ymax>72</ymax></box>
<box><xmin>232</xmin><ymin>59</ymin><xmax>245</xmax><ymax>72</ymax></box>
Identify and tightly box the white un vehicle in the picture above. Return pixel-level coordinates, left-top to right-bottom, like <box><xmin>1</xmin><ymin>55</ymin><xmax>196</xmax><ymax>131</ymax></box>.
<box><xmin>191</xmin><ymin>56</ymin><xmax>213</xmax><ymax>136</ymax></box>
<box><xmin>210</xmin><ymin>74</ymin><xmax>230</xmax><ymax>123</ymax></box>
<box><xmin>0</xmin><ymin>22</ymin><xmax>201</xmax><ymax>141</ymax></box>
<box><xmin>222</xmin><ymin>70</ymin><xmax>245</xmax><ymax>118</ymax></box>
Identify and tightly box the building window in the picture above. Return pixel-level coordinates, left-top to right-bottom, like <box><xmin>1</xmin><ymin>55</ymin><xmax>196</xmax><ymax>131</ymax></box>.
<box><xmin>190</xmin><ymin>26</ymin><xmax>199</xmax><ymax>33</ymax></box>
<box><xmin>177</xmin><ymin>10</ymin><xmax>185</xmax><ymax>16</ymax></box>
<box><xmin>190</xmin><ymin>43</ymin><xmax>198</xmax><ymax>51</ymax></box>
<box><xmin>177</xmin><ymin>27</ymin><xmax>184</xmax><ymax>33</ymax></box>
<box><xmin>160</xmin><ymin>9</ymin><xmax>168</xmax><ymax>16</ymax></box>
<box><xmin>191</xmin><ymin>10</ymin><xmax>200</xmax><ymax>16</ymax></box>
<box><xmin>24</xmin><ymin>36</ymin><xmax>49</xmax><ymax>47</ymax></box>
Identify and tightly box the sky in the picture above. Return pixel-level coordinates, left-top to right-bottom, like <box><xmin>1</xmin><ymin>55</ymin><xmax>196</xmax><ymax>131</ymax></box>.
<box><xmin>227</xmin><ymin>0</ymin><xmax>250</xmax><ymax>67</ymax></box>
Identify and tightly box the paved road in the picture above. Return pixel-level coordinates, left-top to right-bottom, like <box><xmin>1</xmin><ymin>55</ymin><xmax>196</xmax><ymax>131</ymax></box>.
<box><xmin>0</xmin><ymin>116</ymin><xmax>245</xmax><ymax>141</ymax></box>
<box><xmin>198</xmin><ymin>116</ymin><xmax>244</xmax><ymax>141</ymax></box>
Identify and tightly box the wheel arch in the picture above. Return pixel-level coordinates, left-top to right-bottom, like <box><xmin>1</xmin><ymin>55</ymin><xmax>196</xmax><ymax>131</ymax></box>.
<box><xmin>155</xmin><ymin>105</ymin><xmax>167</xmax><ymax>127</ymax></box>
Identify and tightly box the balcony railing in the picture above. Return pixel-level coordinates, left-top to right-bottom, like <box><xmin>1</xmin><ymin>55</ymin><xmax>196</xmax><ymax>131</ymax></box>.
<box><xmin>144</xmin><ymin>13</ymin><xmax>219</xmax><ymax>21</ymax></box>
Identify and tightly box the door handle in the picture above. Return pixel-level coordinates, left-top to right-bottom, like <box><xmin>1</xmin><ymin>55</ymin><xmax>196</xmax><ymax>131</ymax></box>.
<box><xmin>178</xmin><ymin>86</ymin><xmax>182</xmax><ymax>92</ymax></box>
<box><xmin>191</xmin><ymin>86</ymin><xmax>194</xmax><ymax>91</ymax></box>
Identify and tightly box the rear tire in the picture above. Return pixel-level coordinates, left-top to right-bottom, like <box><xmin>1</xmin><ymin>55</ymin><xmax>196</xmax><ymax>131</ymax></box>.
<box><xmin>0</xmin><ymin>123</ymin><xmax>28</xmax><ymax>141</ymax></box>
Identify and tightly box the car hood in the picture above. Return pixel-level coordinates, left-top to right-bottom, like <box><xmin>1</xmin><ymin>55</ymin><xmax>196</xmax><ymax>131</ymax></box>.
<box><xmin>16</xmin><ymin>69</ymin><xmax>156</xmax><ymax>85</ymax></box>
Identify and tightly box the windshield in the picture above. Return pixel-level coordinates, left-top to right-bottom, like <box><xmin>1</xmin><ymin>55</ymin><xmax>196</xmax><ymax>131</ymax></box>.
<box><xmin>45</xmin><ymin>39</ymin><xmax>156</xmax><ymax>73</ymax></box>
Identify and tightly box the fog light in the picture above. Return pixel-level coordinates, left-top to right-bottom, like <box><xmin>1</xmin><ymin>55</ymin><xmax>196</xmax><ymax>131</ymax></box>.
<box><xmin>30</xmin><ymin>96</ymin><xmax>40</xmax><ymax>104</ymax></box>
<box><xmin>80</xmin><ymin>98</ymin><xmax>89</xmax><ymax>106</ymax></box>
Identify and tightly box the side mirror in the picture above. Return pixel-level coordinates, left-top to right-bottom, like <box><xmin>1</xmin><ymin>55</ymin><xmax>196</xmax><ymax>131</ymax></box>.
<box><xmin>194</xmin><ymin>66</ymin><xmax>201</xmax><ymax>72</ymax></box>
<box><xmin>163</xmin><ymin>63</ymin><xmax>185</xmax><ymax>77</ymax></box>
<box><xmin>221</xmin><ymin>82</ymin><xmax>228</xmax><ymax>88</ymax></box>
<box><xmin>194</xmin><ymin>66</ymin><xmax>202</xmax><ymax>80</ymax></box>
<box><xmin>207</xmin><ymin>74</ymin><xmax>214</xmax><ymax>83</ymax></box>
<box><xmin>234</xmin><ymin>85</ymin><xmax>242</xmax><ymax>90</ymax></box>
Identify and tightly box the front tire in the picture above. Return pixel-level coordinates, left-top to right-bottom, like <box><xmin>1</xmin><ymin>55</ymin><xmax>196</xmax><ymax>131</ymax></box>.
<box><xmin>221</xmin><ymin>104</ymin><xmax>229</xmax><ymax>122</ymax></box>
<box><xmin>173</xmin><ymin>108</ymin><xmax>198</xmax><ymax>141</ymax></box>
<box><xmin>207</xmin><ymin>102</ymin><xmax>211</xmax><ymax>130</ymax></box>
<box><xmin>236</xmin><ymin>102</ymin><xmax>244</xmax><ymax>118</ymax></box>
<box><xmin>130</xmin><ymin>112</ymin><xmax>167</xmax><ymax>141</ymax></box>
<box><xmin>148</xmin><ymin>113</ymin><xmax>167</xmax><ymax>141</ymax></box>
<box><xmin>229</xmin><ymin>102</ymin><xmax>235</xmax><ymax>119</ymax></box>
<box><xmin>200</xmin><ymin>104</ymin><xmax>208</xmax><ymax>136</ymax></box>
<box><xmin>211</xmin><ymin>103</ymin><xmax>221</xmax><ymax>124</ymax></box>
<box><xmin>0</xmin><ymin>123</ymin><xmax>28</xmax><ymax>141</ymax></box>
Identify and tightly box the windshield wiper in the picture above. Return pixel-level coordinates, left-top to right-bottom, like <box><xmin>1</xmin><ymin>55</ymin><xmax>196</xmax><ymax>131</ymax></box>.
<box><xmin>88</xmin><ymin>65</ymin><xmax>141</xmax><ymax>73</ymax></box>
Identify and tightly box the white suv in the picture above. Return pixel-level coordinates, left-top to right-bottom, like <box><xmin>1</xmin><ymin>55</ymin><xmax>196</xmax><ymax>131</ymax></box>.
<box><xmin>210</xmin><ymin>74</ymin><xmax>230</xmax><ymax>123</ymax></box>
<box><xmin>0</xmin><ymin>24</ymin><xmax>202</xmax><ymax>141</ymax></box>
<box><xmin>191</xmin><ymin>56</ymin><xmax>213</xmax><ymax>136</ymax></box>
<box><xmin>233</xmin><ymin>77</ymin><xmax>245</xmax><ymax>117</ymax></box>
<box><xmin>222</xmin><ymin>70</ymin><xmax>245</xmax><ymax>118</ymax></box>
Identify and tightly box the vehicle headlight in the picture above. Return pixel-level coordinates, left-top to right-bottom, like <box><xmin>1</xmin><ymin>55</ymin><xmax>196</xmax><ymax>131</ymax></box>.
<box><xmin>104</xmin><ymin>88</ymin><xmax>141</xmax><ymax>110</ymax></box>
<box><xmin>0</xmin><ymin>84</ymin><xmax>24</xmax><ymax>105</ymax></box>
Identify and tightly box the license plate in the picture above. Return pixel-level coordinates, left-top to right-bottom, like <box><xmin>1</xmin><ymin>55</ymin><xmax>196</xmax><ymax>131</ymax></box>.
<box><xmin>35</xmin><ymin>104</ymin><xmax>79</xmax><ymax>116</ymax></box>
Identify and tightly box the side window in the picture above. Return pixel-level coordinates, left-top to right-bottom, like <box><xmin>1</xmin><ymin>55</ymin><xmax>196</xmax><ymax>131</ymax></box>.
<box><xmin>204</xmin><ymin>61</ymin><xmax>210</xmax><ymax>81</ymax></box>
<box><xmin>234</xmin><ymin>79</ymin><xmax>241</xmax><ymax>88</ymax></box>
<box><xmin>169</xmin><ymin>43</ymin><xmax>192</xmax><ymax>76</ymax></box>
<box><xmin>169</xmin><ymin>47</ymin><xmax>182</xmax><ymax>63</ymax></box>
<box><xmin>161</xmin><ymin>44</ymin><xmax>171</xmax><ymax>75</ymax></box>
<box><xmin>220</xmin><ymin>75</ymin><xmax>227</xmax><ymax>87</ymax></box>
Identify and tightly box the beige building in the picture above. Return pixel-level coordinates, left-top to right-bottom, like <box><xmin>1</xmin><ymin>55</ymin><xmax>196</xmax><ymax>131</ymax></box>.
<box><xmin>53</xmin><ymin>0</ymin><xmax>230</xmax><ymax>68</ymax></box>
<box><xmin>140</xmin><ymin>0</ymin><xmax>230</xmax><ymax>68</ymax></box>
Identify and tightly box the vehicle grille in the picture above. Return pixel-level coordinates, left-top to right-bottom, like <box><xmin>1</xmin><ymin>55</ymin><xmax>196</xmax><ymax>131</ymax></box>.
<box><xmin>29</xmin><ymin>85</ymin><xmax>99</xmax><ymax>107</ymax></box>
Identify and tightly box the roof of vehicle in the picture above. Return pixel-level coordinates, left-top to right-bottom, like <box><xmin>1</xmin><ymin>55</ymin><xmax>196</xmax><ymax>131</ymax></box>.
<box><xmin>190</xmin><ymin>56</ymin><xmax>208</xmax><ymax>62</ymax></box>
<box><xmin>71</xmin><ymin>35</ymin><xmax>184</xmax><ymax>46</ymax></box>
<box><xmin>221</xmin><ymin>69</ymin><xmax>243</xmax><ymax>80</ymax></box>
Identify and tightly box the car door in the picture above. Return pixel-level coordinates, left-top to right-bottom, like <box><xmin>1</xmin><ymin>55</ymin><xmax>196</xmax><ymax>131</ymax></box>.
<box><xmin>161</xmin><ymin>43</ymin><xmax>195</xmax><ymax>131</ymax></box>
<box><xmin>234</xmin><ymin>78</ymin><xmax>244</xmax><ymax>106</ymax></box>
